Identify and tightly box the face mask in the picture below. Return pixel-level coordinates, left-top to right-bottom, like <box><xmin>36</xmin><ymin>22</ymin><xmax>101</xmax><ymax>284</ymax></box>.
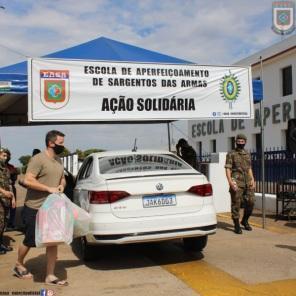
<box><xmin>0</xmin><ymin>158</ymin><xmax>6</xmax><ymax>166</ymax></box>
<box><xmin>236</xmin><ymin>144</ymin><xmax>245</xmax><ymax>149</ymax></box>
<box><xmin>53</xmin><ymin>144</ymin><xmax>64</xmax><ymax>155</ymax></box>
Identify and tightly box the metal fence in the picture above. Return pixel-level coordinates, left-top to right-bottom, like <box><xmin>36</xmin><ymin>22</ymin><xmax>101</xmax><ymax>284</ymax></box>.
<box><xmin>251</xmin><ymin>150</ymin><xmax>296</xmax><ymax>194</ymax></box>
<box><xmin>198</xmin><ymin>153</ymin><xmax>211</xmax><ymax>164</ymax></box>
<box><xmin>198</xmin><ymin>150</ymin><xmax>296</xmax><ymax>194</ymax></box>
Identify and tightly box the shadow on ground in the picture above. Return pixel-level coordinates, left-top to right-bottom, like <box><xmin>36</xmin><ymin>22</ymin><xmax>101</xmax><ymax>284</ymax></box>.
<box><xmin>252</xmin><ymin>212</ymin><xmax>276</xmax><ymax>220</ymax></box>
<box><xmin>217</xmin><ymin>221</ymin><xmax>235</xmax><ymax>233</ymax></box>
<box><xmin>247</xmin><ymin>211</ymin><xmax>296</xmax><ymax>228</ymax></box>
<box><xmin>284</xmin><ymin>222</ymin><xmax>296</xmax><ymax>228</ymax></box>
<box><xmin>275</xmin><ymin>244</ymin><xmax>296</xmax><ymax>252</ymax></box>
<box><xmin>25</xmin><ymin>254</ymin><xmax>81</xmax><ymax>283</ymax></box>
<box><xmin>71</xmin><ymin>238</ymin><xmax>204</xmax><ymax>271</ymax></box>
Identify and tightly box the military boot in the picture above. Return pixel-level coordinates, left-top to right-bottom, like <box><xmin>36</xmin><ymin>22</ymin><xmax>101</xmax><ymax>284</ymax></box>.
<box><xmin>0</xmin><ymin>244</ymin><xmax>13</xmax><ymax>252</ymax></box>
<box><xmin>241</xmin><ymin>212</ymin><xmax>252</xmax><ymax>231</ymax></box>
<box><xmin>233</xmin><ymin>219</ymin><xmax>242</xmax><ymax>234</ymax></box>
<box><xmin>0</xmin><ymin>245</ymin><xmax>6</xmax><ymax>255</ymax></box>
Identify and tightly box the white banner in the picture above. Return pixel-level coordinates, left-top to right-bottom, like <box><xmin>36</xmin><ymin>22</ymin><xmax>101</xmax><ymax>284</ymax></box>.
<box><xmin>28</xmin><ymin>58</ymin><xmax>253</xmax><ymax>122</ymax></box>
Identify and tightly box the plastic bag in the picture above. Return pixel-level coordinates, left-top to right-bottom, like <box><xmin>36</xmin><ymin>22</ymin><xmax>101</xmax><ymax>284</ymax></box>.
<box><xmin>35</xmin><ymin>193</ymin><xmax>90</xmax><ymax>248</ymax></box>
<box><xmin>35</xmin><ymin>194</ymin><xmax>74</xmax><ymax>247</ymax></box>
<box><xmin>66</xmin><ymin>196</ymin><xmax>91</xmax><ymax>238</ymax></box>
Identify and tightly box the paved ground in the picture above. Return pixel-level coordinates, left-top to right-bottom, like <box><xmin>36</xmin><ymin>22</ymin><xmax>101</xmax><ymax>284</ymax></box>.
<box><xmin>0</xmin><ymin>182</ymin><xmax>295</xmax><ymax>296</ymax></box>
<box><xmin>0</xmin><ymin>182</ymin><xmax>198</xmax><ymax>296</ymax></box>
<box><xmin>1</xmin><ymin>235</ymin><xmax>198</xmax><ymax>296</ymax></box>
<box><xmin>219</xmin><ymin>209</ymin><xmax>296</xmax><ymax>235</ymax></box>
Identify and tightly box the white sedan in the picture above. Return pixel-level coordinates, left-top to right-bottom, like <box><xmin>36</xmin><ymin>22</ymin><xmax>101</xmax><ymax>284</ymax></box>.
<box><xmin>73</xmin><ymin>150</ymin><xmax>217</xmax><ymax>260</ymax></box>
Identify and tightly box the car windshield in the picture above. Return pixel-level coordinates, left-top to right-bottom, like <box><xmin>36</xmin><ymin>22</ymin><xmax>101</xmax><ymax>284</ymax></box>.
<box><xmin>98</xmin><ymin>153</ymin><xmax>191</xmax><ymax>174</ymax></box>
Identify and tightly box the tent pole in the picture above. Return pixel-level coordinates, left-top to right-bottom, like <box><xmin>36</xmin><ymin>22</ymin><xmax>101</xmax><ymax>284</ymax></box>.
<box><xmin>260</xmin><ymin>56</ymin><xmax>266</xmax><ymax>229</ymax></box>
<box><xmin>167</xmin><ymin>122</ymin><xmax>171</xmax><ymax>151</ymax></box>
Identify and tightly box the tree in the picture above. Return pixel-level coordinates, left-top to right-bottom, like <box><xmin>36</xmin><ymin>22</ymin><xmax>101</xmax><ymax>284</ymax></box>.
<box><xmin>74</xmin><ymin>149</ymin><xmax>84</xmax><ymax>161</ymax></box>
<box><xmin>59</xmin><ymin>147</ymin><xmax>71</xmax><ymax>157</ymax></box>
<box><xmin>19</xmin><ymin>155</ymin><xmax>31</xmax><ymax>174</ymax></box>
<box><xmin>19</xmin><ymin>155</ymin><xmax>31</xmax><ymax>167</ymax></box>
<box><xmin>83</xmin><ymin>148</ymin><xmax>105</xmax><ymax>158</ymax></box>
<box><xmin>73</xmin><ymin>148</ymin><xmax>105</xmax><ymax>161</ymax></box>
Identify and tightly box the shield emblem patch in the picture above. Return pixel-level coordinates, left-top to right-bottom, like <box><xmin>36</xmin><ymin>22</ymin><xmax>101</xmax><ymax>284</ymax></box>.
<box><xmin>40</xmin><ymin>70</ymin><xmax>70</xmax><ymax>109</ymax></box>
<box><xmin>272</xmin><ymin>1</ymin><xmax>295</xmax><ymax>35</ymax></box>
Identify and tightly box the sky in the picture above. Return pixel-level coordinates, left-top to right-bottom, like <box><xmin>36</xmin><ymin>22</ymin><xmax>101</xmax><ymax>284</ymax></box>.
<box><xmin>0</xmin><ymin>0</ymin><xmax>292</xmax><ymax>165</ymax></box>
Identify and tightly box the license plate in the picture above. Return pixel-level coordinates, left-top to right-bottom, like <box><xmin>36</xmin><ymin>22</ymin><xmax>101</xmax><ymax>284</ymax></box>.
<box><xmin>142</xmin><ymin>194</ymin><xmax>177</xmax><ymax>208</ymax></box>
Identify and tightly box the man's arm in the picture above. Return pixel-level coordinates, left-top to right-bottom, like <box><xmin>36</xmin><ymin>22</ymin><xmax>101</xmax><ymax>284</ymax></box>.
<box><xmin>176</xmin><ymin>144</ymin><xmax>181</xmax><ymax>156</ymax></box>
<box><xmin>24</xmin><ymin>172</ymin><xmax>59</xmax><ymax>193</ymax></box>
<box><xmin>225</xmin><ymin>168</ymin><xmax>237</xmax><ymax>191</ymax></box>
<box><xmin>0</xmin><ymin>187</ymin><xmax>14</xmax><ymax>198</ymax></box>
<box><xmin>248</xmin><ymin>168</ymin><xmax>255</xmax><ymax>189</ymax></box>
<box><xmin>58</xmin><ymin>176</ymin><xmax>66</xmax><ymax>193</ymax></box>
<box><xmin>0</xmin><ymin>184</ymin><xmax>16</xmax><ymax>208</ymax></box>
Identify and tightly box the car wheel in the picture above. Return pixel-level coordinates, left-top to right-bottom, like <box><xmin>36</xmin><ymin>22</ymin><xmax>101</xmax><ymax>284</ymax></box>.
<box><xmin>183</xmin><ymin>235</ymin><xmax>208</xmax><ymax>252</ymax></box>
<box><xmin>80</xmin><ymin>236</ymin><xmax>96</xmax><ymax>261</ymax></box>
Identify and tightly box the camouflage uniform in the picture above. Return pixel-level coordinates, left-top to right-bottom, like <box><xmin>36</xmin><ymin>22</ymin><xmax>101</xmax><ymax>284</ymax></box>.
<box><xmin>0</xmin><ymin>161</ymin><xmax>11</xmax><ymax>244</ymax></box>
<box><xmin>225</xmin><ymin>148</ymin><xmax>255</xmax><ymax>220</ymax></box>
<box><xmin>6</xmin><ymin>162</ymin><xmax>18</xmax><ymax>228</ymax></box>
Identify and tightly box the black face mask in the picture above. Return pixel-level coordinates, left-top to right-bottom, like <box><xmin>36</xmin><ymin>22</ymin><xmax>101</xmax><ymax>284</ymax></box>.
<box><xmin>53</xmin><ymin>144</ymin><xmax>64</xmax><ymax>155</ymax></box>
<box><xmin>236</xmin><ymin>144</ymin><xmax>245</xmax><ymax>150</ymax></box>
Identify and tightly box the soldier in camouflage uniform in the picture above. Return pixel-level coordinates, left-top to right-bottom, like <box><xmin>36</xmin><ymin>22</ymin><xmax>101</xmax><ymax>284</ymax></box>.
<box><xmin>5</xmin><ymin>149</ymin><xmax>19</xmax><ymax>229</ymax></box>
<box><xmin>225</xmin><ymin>134</ymin><xmax>255</xmax><ymax>234</ymax></box>
<box><xmin>0</xmin><ymin>148</ymin><xmax>16</xmax><ymax>254</ymax></box>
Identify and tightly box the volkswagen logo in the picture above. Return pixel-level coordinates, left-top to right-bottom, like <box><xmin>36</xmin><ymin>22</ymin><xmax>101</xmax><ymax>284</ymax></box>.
<box><xmin>156</xmin><ymin>183</ymin><xmax>164</xmax><ymax>191</ymax></box>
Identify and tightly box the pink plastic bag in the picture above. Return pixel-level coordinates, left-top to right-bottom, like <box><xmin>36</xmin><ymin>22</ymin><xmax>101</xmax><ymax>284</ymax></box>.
<box><xmin>35</xmin><ymin>194</ymin><xmax>74</xmax><ymax>247</ymax></box>
<box><xmin>35</xmin><ymin>193</ymin><xmax>90</xmax><ymax>247</ymax></box>
<box><xmin>69</xmin><ymin>200</ymin><xmax>91</xmax><ymax>238</ymax></box>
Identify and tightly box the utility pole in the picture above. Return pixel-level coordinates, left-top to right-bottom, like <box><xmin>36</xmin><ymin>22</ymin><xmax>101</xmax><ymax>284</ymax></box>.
<box><xmin>260</xmin><ymin>56</ymin><xmax>266</xmax><ymax>229</ymax></box>
<box><xmin>167</xmin><ymin>122</ymin><xmax>171</xmax><ymax>151</ymax></box>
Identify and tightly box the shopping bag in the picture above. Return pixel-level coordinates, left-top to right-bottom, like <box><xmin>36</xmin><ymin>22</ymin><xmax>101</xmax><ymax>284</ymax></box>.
<box><xmin>59</xmin><ymin>193</ymin><xmax>91</xmax><ymax>238</ymax></box>
<box><xmin>35</xmin><ymin>194</ymin><xmax>74</xmax><ymax>247</ymax></box>
<box><xmin>69</xmin><ymin>202</ymin><xmax>91</xmax><ymax>238</ymax></box>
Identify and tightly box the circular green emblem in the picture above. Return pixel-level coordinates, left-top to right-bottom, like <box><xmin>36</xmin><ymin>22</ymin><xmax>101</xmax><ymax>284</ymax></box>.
<box><xmin>220</xmin><ymin>73</ymin><xmax>241</xmax><ymax>108</ymax></box>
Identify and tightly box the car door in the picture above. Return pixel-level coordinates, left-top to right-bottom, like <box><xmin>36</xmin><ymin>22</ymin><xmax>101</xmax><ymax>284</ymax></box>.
<box><xmin>73</xmin><ymin>157</ymin><xmax>94</xmax><ymax>211</ymax></box>
<box><xmin>64</xmin><ymin>169</ymin><xmax>75</xmax><ymax>201</ymax></box>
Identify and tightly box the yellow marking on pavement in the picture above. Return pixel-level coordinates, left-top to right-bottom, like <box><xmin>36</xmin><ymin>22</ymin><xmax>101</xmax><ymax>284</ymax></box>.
<box><xmin>217</xmin><ymin>213</ymin><xmax>292</xmax><ymax>234</ymax></box>
<box><xmin>142</xmin><ymin>213</ymin><xmax>295</xmax><ymax>295</ymax></box>
<box><xmin>163</xmin><ymin>260</ymin><xmax>296</xmax><ymax>296</ymax></box>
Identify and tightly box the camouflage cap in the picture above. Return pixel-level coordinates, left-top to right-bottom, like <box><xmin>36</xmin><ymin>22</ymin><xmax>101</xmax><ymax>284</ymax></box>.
<box><xmin>236</xmin><ymin>134</ymin><xmax>247</xmax><ymax>141</ymax></box>
<box><xmin>0</xmin><ymin>147</ymin><xmax>9</xmax><ymax>154</ymax></box>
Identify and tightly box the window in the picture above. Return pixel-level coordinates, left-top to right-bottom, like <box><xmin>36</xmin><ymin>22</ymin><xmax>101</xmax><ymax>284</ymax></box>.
<box><xmin>197</xmin><ymin>141</ymin><xmax>202</xmax><ymax>156</ymax></box>
<box><xmin>77</xmin><ymin>157</ymin><xmax>93</xmax><ymax>180</ymax></box>
<box><xmin>282</xmin><ymin>66</ymin><xmax>293</xmax><ymax>96</ymax></box>
<box><xmin>210</xmin><ymin>139</ymin><xmax>216</xmax><ymax>153</ymax></box>
<box><xmin>98</xmin><ymin>153</ymin><xmax>191</xmax><ymax>174</ymax></box>
<box><xmin>280</xmin><ymin>129</ymin><xmax>286</xmax><ymax>149</ymax></box>
<box><xmin>255</xmin><ymin>133</ymin><xmax>262</xmax><ymax>152</ymax></box>
<box><xmin>229</xmin><ymin>137</ymin><xmax>235</xmax><ymax>150</ymax></box>
<box><xmin>84</xmin><ymin>159</ymin><xmax>93</xmax><ymax>178</ymax></box>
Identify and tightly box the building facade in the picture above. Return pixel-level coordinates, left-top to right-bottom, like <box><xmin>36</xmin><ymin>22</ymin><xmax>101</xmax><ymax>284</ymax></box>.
<box><xmin>188</xmin><ymin>35</ymin><xmax>296</xmax><ymax>154</ymax></box>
